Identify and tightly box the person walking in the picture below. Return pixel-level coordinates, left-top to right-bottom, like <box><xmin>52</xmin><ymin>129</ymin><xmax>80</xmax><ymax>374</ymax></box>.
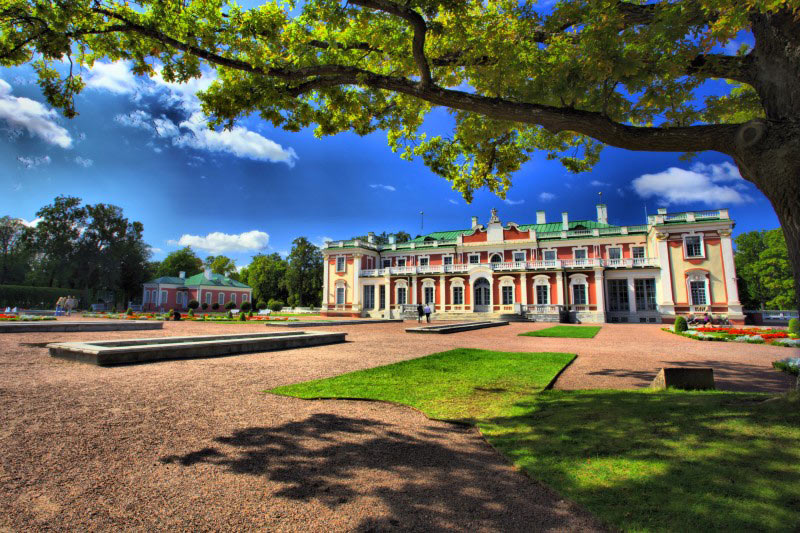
<box><xmin>424</xmin><ymin>303</ymin><xmax>431</xmax><ymax>323</ymax></box>
<box><xmin>416</xmin><ymin>303</ymin><xmax>424</xmax><ymax>323</ymax></box>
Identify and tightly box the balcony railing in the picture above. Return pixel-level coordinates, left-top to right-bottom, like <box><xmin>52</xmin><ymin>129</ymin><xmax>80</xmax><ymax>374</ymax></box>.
<box><xmin>359</xmin><ymin>257</ymin><xmax>659</xmax><ymax>276</ymax></box>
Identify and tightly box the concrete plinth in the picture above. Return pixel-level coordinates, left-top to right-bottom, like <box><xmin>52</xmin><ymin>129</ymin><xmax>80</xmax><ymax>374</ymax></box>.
<box><xmin>406</xmin><ymin>321</ymin><xmax>509</xmax><ymax>334</ymax></box>
<box><xmin>651</xmin><ymin>367</ymin><xmax>715</xmax><ymax>390</ymax></box>
<box><xmin>0</xmin><ymin>321</ymin><xmax>163</xmax><ymax>334</ymax></box>
<box><xmin>264</xmin><ymin>319</ymin><xmax>403</xmax><ymax>328</ymax></box>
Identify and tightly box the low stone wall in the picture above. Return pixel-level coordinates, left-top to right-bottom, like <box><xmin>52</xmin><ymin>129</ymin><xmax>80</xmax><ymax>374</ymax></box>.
<box><xmin>0</xmin><ymin>321</ymin><xmax>163</xmax><ymax>334</ymax></box>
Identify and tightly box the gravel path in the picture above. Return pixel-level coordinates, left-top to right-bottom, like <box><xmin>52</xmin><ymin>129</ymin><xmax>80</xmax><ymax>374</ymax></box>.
<box><xmin>0</xmin><ymin>318</ymin><xmax>793</xmax><ymax>531</ymax></box>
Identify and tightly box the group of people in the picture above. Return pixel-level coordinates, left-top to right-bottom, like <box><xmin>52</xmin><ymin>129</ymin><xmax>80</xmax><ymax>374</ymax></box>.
<box><xmin>416</xmin><ymin>303</ymin><xmax>432</xmax><ymax>323</ymax></box>
<box><xmin>55</xmin><ymin>296</ymin><xmax>78</xmax><ymax>316</ymax></box>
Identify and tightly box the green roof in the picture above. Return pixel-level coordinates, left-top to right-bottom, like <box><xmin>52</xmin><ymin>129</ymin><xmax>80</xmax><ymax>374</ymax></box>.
<box><xmin>146</xmin><ymin>273</ymin><xmax>250</xmax><ymax>288</ymax></box>
<box><xmin>410</xmin><ymin>230</ymin><xmax>472</xmax><ymax>243</ymax></box>
<box><xmin>516</xmin><ymin>220</ymin><xmax>614</xmax><ymax>232</ymax></box>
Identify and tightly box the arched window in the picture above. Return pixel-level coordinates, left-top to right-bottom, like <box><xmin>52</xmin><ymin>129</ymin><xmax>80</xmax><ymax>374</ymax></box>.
<box><xmin>569</xmin><ymin>274</ymin><xmax>589</xmax><ymax>307</ymax></box>
<box><xmin>533</xmin><ymin>275</ymin><xmax>550</xmax><ymax>305</ymax></box>
<box><xmin>686</xmin><ymin>271</ymin><xmax>710</xmax><ymax>306</ymax></box>
<box><xmin>450</xmin><ymin>278</ymin><xmax>465</xmax><ymax>306</ymax></box>
<box><xmin>490</xmin><ymin>253</ymin><xmax>503</xmax><ymax>264</ymax></box>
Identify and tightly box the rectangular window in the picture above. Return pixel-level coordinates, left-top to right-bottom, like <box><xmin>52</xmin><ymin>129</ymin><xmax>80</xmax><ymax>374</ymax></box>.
<box><xmin>336</xmin><ymin>256</ymin><xmax>346</xmax><ymax>272</ymax></box>
<box><xmin>205</xmin><ymin>292</ymin><xmax>211</xmax><ymax>305</ymax></box>
<box><xmin>635</xmin><ymin>279</ymin><xmax>657</xmax><ymax>311</ymax></box>
<box><xmin>443</xmin><ymin>256</ymin><xmax>453</xmax><ymax>265</ymax></box>
<box><xmin>572</xmin><ymin>284</ymin><xmax>587</xmax><ymax>306</ymax></box>
<box><xmin>543</xmin><ymin>250</ymin><xmax>557</xmax><ymax>261</ymax></box>
<box><xmin>536</xmin><ymin>284</ymin><xmax>549</xmax><ymax>305</ymax></box>
<box><xmin>573</xmin><ymin>248</ymin><xmax>587</xmax><ymax>260</ymax></box>
<box><xmin>336</xmin><ymin>287</ymin><xmax>345</xmax><ymax>305</ymax></box>
<box><xmin>397</xmin><ymin>258</ymin><xmax>406</xmax><ymax>267</ymax></box>
<box><xmin>218</xmin><ymin>293</ymin><xmax>224</xmax><ymax>305</ymax></box>
<box><xmin>419</xmin><ymin>257</ymin><xmax>429</xmax><ymax>267</ymax></box>
<box><xmin>453</xmin><ymin>286</ymin><xmax>463</xmax><ymax>305</ymax></box>
<box><xmin>379</xmin><ymin>286</ymin><xmax>386</xmax><ymax>309</ymax></box>
<box><xmin>685</xmin><ymin>236</ymin><xmax>703</xmax><ymax>258</ymax></box>
<box><xmin>230</xmin><ymin>293</ymin><xmax>237</xmax><ymax>305</ymax></box>
<box><xmin>608</xmin><ymin>247</ymin><xmax>622</xmax><ymax>260</ymax></box>
<box><xmin>607</xmin><ymin>279</ymin><xmax>629</xmax><ymax>312</ymax></box>
<box><xmin>632</xmin><ymin>246</ymin><xmax>646</xmax><ymax>259</ymax></box>
<box><xmin>690</xmin><ymin>280</ymin><xmax>707</xmax><ymax>305</ymax></box>
<box><xmin>469</xmin><ymin>254</ymin><xmax>480</xmax><ymax>264</ymax></box>
<box><xmin>382</xmin><ymin>259</ymin><xmax>391</xmax><ymax>268</ymax></box>
<box><xmin>242</xmin><ymin>294</ymin><xmax>248</xmax><ymax>303</ymax></box>
<box><xmin>424</xmin><ymin>286</ymin><xmax>434</xmax><ymax>304</ymax></box>
<box><xmin>363</xmin><ymin>285</ymin><xmax>375</xmax><ymax>309</ymax></box>
<box><xmin>397</xmin><ymin>287</ymin><xmax>407</xmax><ymax>305</ymax></box>
<box><xmin>513</xmin><ymin>251</ymin><xmax>526</xmax><ymax>262</ymax></box>
<box><xmin>502</xmin><ymin>285</ymin><xmax>514</xmax><ymax>305</ymax></box>
<box><xmin>161</xmin><ymin>291</ymin><xmax>168</xmax><ymax>305</ymax></box>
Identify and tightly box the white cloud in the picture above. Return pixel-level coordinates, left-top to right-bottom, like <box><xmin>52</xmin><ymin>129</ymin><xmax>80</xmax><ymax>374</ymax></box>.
<box><xmin>17</xmin><ymin>155</ymin><xmax>51</xmax><ymax>169</ymax></box>
<box><xmin>149</xmin><ymin>246</ymin><xmax>163</xmax><ymax>254</ymax></box>
<box><xmin>314</xmin><ymin>236</ymin><xmax>333</xmax><ymax>248</ymax></box>
<box><xmin>538</xmin><ymin>192</ymin><xmax>556</xmax><ymax>202</ymax></box>
<box><xmin>153</xmin><ymin>117</ymin><xmax>179</xmax><ymax>137</ymax></box>
<box><xmin>632</xmin><ymin>162</ymin><xmax>752</xmax><ymax>205</ymax></box>
<box><xmin>0</xmin><ymin>79</ymin><xmax>72</xmax><ymax>148</ymax></box>
<box><xmin>503</xmin><ymin>198</ymin><xmax>525</xmax><ymax>205</ymax></box>
<box><xmin>74</xmin><ymin>156</ymin><xmax>93</xmax><ymax>168</ymax></box>
<box><xmin>617</xmin><ymin>187</ymin><xmax>626</xmax><ymax>197</ymax></box>
<box><xmin>590</xmin><ymin>180</ymin><xmax>610</xmax><ymax>187</ymax></box>
<box><xmin>150</xmin><ymin>69</ymin><xmax>217</xmax><ymax>112</ymax></box>
<box><xmin>448</xmin><ymin>199</ymin><xmax>459</xmax><ymax>205</ymax></box>
<box><xmin>369</xmin><ymin>183</ymin><xmax>396</xmax><ymax>192</ymax></box>
<box><xmin>19</xmin><ymin>217</ymin><xmax>42</xmax><ymax>227</ymax></box>
<box><xmin>83</xmin><ymin>61</ymin><xmax>139</xmax><ymax>94</ymax></box>
<box><xmin>115</xmin><ymin>109</ymin><xmax>153</xmax><ymax>130</ymax></box>
<box><xmin>175</xmin><ymin>112</ymin><xmax>298</xmax><ymax>166</ymax></box>
<box><xmin>168</xmin><ymin>230</ymin><xmax>270</xmax><ymax>254</ymax></box>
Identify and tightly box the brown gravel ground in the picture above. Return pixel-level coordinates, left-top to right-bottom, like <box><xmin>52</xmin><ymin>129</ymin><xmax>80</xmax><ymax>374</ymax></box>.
<box><xmin>0</xmin><ymin>318</ymin><xmax>794</xmax><ymax>532</ymax></box>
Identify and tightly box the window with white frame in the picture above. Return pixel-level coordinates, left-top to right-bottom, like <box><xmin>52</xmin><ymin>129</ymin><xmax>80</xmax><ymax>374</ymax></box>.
<box><xmin>573</xmin><ymin>248</ymin><xmax>587</xmax><ymax>260</ymax></box>
<box><xmin>607</xmin><ymin>279</ymin><xmax>629</xmax><ymax>312</ymax></box>
<box><xmin>607</xmin><ymin>247</ymin><xmax>622</xmax><ymax>260</ymax></box>
<box><xmin>634</xmin><ymin>279</ymin><xmax>657</xmax><ymax>311</ymax></box>
<box><xmin>161</xmin><ymin>290</ymin><xmax>167</xmax><ymax>304</ymax></box>
<box><xmin>453</xmin><ymin>286</ymin><xmax>464</xmax><ymax>305</ymax></box>
<box><xmin>572</xmin><ymin>284</ymin><xmax>587</xmax><ymax>306</ymax></box>
<box><xmin>513</xmin><ymin>251</ymin><xmax>526</xmax><ymax>262</ymax></box>
<box><xmin>336</xmin><ymin>256</ymin><xmax>346</xmax><ymax>272</ymax></box>
<box><xmin>397</xmin><ymin>258</ymin><xmax>406</xmax><ymax>267</ymax></box>
<box><xmin>632</xmin><ymin>246</ymin><xmax>646</xmax><ymax>259</ymax></box>
<box><xmin>469</xmin><ymin>253</ymin><xmax>480</xmax><ymax>264</ymax></box>
<box><xmin>543</xmin><ymin>250</ymin><xmax>557</xmax><ymax>261</ymax></box>
<box><xmin>690</xmin><ymin>281</ymin><xmax>707</xmax><ymax>305</ymax></box>
<box><xmin>684</xmin><ymin>235</ymin><xmax>704</xmax><ymax>258</ymax></box>
<box><xmin>336</xmin><ymin>286</ymin><xmax>345</xmax><ymax>305</ymax></box>
<box><xmin>230</xmin><ymin>293</ymin><xmax>237</xmax><ymax>305</ymax></box>
<box><xmin>490</xmin><ymin>253</ymin><xmax>503</xmax><ymax>264</ymax></box>
<box><xmin>443</xmin><ymin>256</ymin><xmax>453</xmax><ymax>265</ymax></box>
<box><xmin>363</xmin><ymin>285</ymin><xmax>375</xmax><ymax>309</ymax></box>
<box><xmin>534</xmin><ymin>276</ymin><xmax>550</xmax><ymax>305</ymax></box>
<box><xmin>501</xmin><ymin>285</ymin><xmax>514</xmax><ymax>305</ymax></box>
<box><xmin>424</xmin><ymin>286</ymin><xmax>435</xmax><ymax>304</ymax></box>
<box><xmin>218</xmin><ymin>293</ymin><xmax>224</xmax><ymax>306</ymax></box>
<box><xmin>143</xmin><ymin>291</ymin><xmax>149</xmax><ymax>304</ymax></box>
<box><xmin>382</xmin><ymin>259</ymin><xmax>391</xmax><ymax>268</ymax></box>
<box><xmin>242</xmin><ymin>293</ymin><xmax>248</xmax><ymax>303</ymax></box>
<box><xmin>205</xmin><ymin>292</ymin><xmax>211</xmax><ymax>306</ymax></box>
<box><xmin>419</xmin><ymin>256</ymin><xmax>429</xmax><ymax>267</ymax></box>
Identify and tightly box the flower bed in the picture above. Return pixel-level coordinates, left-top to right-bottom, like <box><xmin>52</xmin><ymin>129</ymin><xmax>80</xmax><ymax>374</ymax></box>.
<box><xmin>80</xmin><ymin>312</ymin><xmax>296</xmax><ymax>322</ymax></box>
<box><xmin>0</xmin><ymin>314</ymin><xmax>57</xmax><ymax>322</ymax></box>
<box><xmin>772</xmin><ymin>357</ymin><xmax>799</xmax><ymax>376</ymax></box>
<box><xmin>664</xmin><ymin>326</ymin><xmax>799</xmax><ymax>347</ymax></box>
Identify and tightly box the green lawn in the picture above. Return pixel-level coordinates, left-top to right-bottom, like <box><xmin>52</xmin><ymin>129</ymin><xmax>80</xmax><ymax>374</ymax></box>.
<box><xmin>270</xmin><ymin>348</ymin><xmax>575</xmax><ymax>422</ymax></box>
<box><xmin>271</xmin><ymin>350</ymin><xmax>800</xmax><ymax>531</ymax></box>
<box><xmin>520</xmin><ymin>325</ymin><xmax>602</xmax><ymax>338</ymax></box>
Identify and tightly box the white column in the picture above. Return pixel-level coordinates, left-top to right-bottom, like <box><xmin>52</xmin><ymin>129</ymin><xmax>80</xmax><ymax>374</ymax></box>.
<box><xmin>321</xmin><ymin>256</ymin><xmax>330</xmax><ymax>310</ymax></box>
<box><xmin>627</xmin><ymin>275</ymin><xmax>637</xmax><ymax>313</ymax></box>
<box><xmin>656</xmin><ymin>233</ymin><xmax>675</xmax><ymax>315</ymax></box>
<box><xmin>352</xmin><ymin>254</ymin><xmax>361</xmax><ymax>310</ymax></box>
<box><xmin>520</xmin><ymin>273</ymin><xmax>527</xmax><ymax>306</ymax></box>
<box><xmin>384</xmin><ymin>275</ymin><xmax>391</xmax><ymax>318</ymax></box>
<box><xmin>411</xmin><ymin>277</ymin><xmax>417</xmax><ymax>305</ymax></box>
<box><xmin>594</xmin><ymin>269</ymin><xmax>605</xmax><ymax>315</ymax></box>
<box><xmin>439</xmin><ymin>274</ymin><xmax>445</xmax><ymax>312</ymax></box>
<box><xmin>556</xmin><ymin>271</ymin><xmax>565</xmax><ymax>309</ymax></box>
<box><xmin>719</xmin><ymin>230</ymin><xmax>743</xmax><ymax>315</ymax></box>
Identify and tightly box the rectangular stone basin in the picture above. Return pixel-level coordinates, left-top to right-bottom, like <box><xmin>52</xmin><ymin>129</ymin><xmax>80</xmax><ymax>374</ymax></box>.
<box><xmin>406</xmin><ymin>321</ymin><xmax>509</xmax><ymax>334</ymax></box>
<box><xmin>0</xmin><ymin>321</ymin><xmax>163</xmax><ymax>333</ymax></box>
<box><xmin>47</xmin><ymin>331</ymin><xmax>346</xmax><ymax>366</ymax></box>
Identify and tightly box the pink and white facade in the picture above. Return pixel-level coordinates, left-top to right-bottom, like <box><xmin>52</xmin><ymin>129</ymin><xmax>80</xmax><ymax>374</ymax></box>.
<box><xmin>142</xmin><ymin>269</ymin><xmax>253</xmax><ymax>312</ymax></box>
<box><xmin>320</xmin><ymin>206</ymin><xmax>744</xmax><ymax>324</ymax></box>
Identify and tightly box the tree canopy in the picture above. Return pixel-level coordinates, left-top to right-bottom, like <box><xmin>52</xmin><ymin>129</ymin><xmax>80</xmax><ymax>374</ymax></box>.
<box><xmin>204</xmin><ymin>255</ymin><xmax>238</xmax><ymax>278</ymax></box>
<box><xmin>285</xmin><ymin>236</ymin><xmax>323</xmax><ymax>306</ymax></box>
<box><xmin>2</xmin><ymin>0</ymin><xmax>799</xmax><ymax>302</ymax></box>
<box><xmin>155</xmin><ymin>246</ymin><xmax>203</xmax><ymax>278</ymax></box>
<box><xmin>735</xmin><ymin>229</ymin><xmax>795</xmax><ymax>310</ymax></box>
<box><xmin>242</xmin><ymin>252</ymin><xmax>288</xmax><ymax>305</ymax></box>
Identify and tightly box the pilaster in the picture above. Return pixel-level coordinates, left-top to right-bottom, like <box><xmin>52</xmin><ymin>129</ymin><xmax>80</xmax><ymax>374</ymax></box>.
<box><xmin>352</xmin><ymin>254</ymin><xmax>361</xmax><ymax>311</ymax></box>
<box><xmin>411</xmin><ymin>277</ymin><xmax>417</xmax><ymax>305</ymax></box>
<box><xmin>556</xmin><ymin>271</ymin><xmax>565</xmax><ymax>307</ymax></box>
<box><xmin>520</xmin><ymin>273</ymin><xmax>527</xmax><ymax>306</ymax></box>
<box><xmin>718</xmin><ymin>229</ymin><xmax>743</xmax><ymax>316</ymax></box>
<box><xmin>594</xmin><ymin>269</ymin><xmax>605</xmax><ymax>316</ymax></box>
<box><xmin>439</xmin><ymin>274</ymin><xmax>445</xmax><ymax>312</ymax></box>
<box><xmin>655</xmin><ymin>231</ymin><xmax>675</xmax><ymax>316</ymax></box>
<box><xmin>321</xmin><ymin>256</ymin><xmax>330</xmax><ymax>310</ymax></box>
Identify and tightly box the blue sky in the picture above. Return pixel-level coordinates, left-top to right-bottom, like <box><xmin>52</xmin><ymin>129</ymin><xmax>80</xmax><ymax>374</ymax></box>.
<box><xmin>0</xmin><ymin>41</ymin><xmax>777</xmax><ymax>269</ymax></box>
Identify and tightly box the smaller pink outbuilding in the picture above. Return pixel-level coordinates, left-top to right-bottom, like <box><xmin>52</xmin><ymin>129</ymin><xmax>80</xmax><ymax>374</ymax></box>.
<box><xmin>142</xmin><ymin>269</ymin><xmax>253</xmax><ymax>311</ymax></box>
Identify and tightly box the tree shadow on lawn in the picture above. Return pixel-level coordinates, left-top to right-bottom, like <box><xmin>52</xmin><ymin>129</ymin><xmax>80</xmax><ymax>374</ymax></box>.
<box><xmin>482</xmin><ymin>390</ymin><xmax>800</xmax><ymax>531</ymax></box>
<box><xmin>160</xmin><ymin>412</ymin><xmax>603</xmax><ymax>531</ymax></box>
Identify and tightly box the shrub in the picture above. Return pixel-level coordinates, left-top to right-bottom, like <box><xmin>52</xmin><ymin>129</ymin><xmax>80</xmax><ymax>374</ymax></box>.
<box><xmin>212</xmin><ymin>302</ymin><xmax>220</xmax><ymax>310</ymax></box>
<box><xmin>168</xmin><ymin>308</ymin><xmax>174</xmax><ymax>316</ymax></box>
<box><xmin>201</xmin><ymin>302</ymin><xmax>209</xmax><ymax>310</ymax></box>
<box><xmin>268</xmin><ymin>299</ymin><xmax>284</xmax><ymax>312</ymax></box>
<box><xmin>248</xmin><ymin>310</ymin><xmax>253</xmax><ymax>317</ymax></box>
<box><xmin>226</xmin><ymin>310</ymin><xmax>233</xmax><ymax>319</ymax></box>
<box><xmin>240</xmin><ymin>301</ymin><xmax>252</xmax><ymax>312</ymax></box>
<box><xmin>789</xmin><ymin>318</ymin><xmax>800</xmax><ymax>335</ymax></box>
<box><xmin>256</xmin><ymin>300</ymin><xmax>267</xmax><ymax>311</ymax></box>
<box><xmin>172</xmin><ymin>310</ymin><xmax>181</xmax><ymax>321</ymax></box>
<box><xmin>188</xmin><ymin>299</ymin><xmax>199</xmax><ymax>310</ymax></box>
<box><xmin>224</xmin><ymin>301</ymin><xmax>237</xmax><ymax>310</ymax></box>
<box><xmin>188</xmin><ymin>308</ymin><xmax>194</xmax><ymax>318</ymax></box>
<box><xmin>125</xmin><ymin>308</ymin><xmax>133</xmax><ymax>316</ymax></box>
<box><xmin>238</xmin><ymin>311</ymin><xmax>247</xmax><ymax>321</ymax></box>
<box><xmin>674</xmin><ymin>316</ymin><xmax>688</xmax><ymax>332</ymax></box>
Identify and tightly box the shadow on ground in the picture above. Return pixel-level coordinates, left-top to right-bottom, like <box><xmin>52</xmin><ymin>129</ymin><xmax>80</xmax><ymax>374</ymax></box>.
<box><xmin>161</xmin><ymin>412</ymin><xmax>601</xmax><ymax>531</ymax></box>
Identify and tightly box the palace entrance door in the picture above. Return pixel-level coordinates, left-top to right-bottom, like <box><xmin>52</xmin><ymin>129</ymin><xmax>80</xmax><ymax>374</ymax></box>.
<box><xmin>473</xmin><ymin>278</ymin><xmax>490</xmax><ymax>312</ymax></box>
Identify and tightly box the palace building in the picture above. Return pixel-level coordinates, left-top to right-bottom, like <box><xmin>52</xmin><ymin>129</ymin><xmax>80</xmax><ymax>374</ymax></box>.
<box><xmin>320</xmin><ymin>205</ymin><xmax>744</xmax><ymax>324</ymax></box>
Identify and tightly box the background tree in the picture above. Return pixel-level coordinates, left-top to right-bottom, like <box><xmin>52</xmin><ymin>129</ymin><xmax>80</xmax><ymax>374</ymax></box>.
<box><xmin>29</xmin><ymin>196</ymin><xmax>87</xmax><ymax>288</ymax></box>
<box><xmin>4</xmin><ymin>0</ymin><xmax>800</xmax><ymax>302</ymax></box>
<box><xmin>285</xmin><ymin>237</ymin><xmax>323</xmax><ymax>307</ymax></box>
<box><xmin>204</xmin><ymin>255</ymin><xmax>238</xmax><ymax>278</ymax></box>
<box><xmin>351</xmin><ymin>231</ymin><xmax>412</xmax><ymax>244</ymax></box>
<box><xmin>243</xmin><ymin>253</ymin><xmax>288</xmax><ymax>305</ymax></box>
<box><xmin>0</xmin><ymin>217</ymin><xmax>30</xmax><ymax>285</ymax></box>
<box><xmin>735</xmin><ymin>229</ymin><xmax>795</xmax><ymax>310</ymax></box>
<box><xmin>155</xmin><ymin>247</ymin><xmax>203</xmax><ymax>278</ymax></box>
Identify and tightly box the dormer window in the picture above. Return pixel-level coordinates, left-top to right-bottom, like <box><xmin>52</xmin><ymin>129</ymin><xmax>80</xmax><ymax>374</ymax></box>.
<box><xmin>684</xmin><ymin>235</ymin><xmax>704</xmax><ymax>258</ymax></box>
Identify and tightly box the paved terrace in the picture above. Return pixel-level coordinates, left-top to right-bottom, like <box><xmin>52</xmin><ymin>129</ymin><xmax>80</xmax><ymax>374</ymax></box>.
<box><xmin>0</xmin><ymin>318</ymin><xmax>792</xmax><ymax>531</ymax></box>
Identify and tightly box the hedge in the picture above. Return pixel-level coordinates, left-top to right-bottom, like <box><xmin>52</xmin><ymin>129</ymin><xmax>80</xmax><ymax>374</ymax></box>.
<box><xmin>0</xmin><ymin>285</ymin><xmax>89</xmax><ymax>309</ymax></box>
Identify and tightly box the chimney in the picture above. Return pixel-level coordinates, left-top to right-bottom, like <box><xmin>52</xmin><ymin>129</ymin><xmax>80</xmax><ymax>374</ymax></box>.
<box><xmin>388</xmin><ymin>234</ymin><xmax>396</xmax><ymax>244</ymax></box>
<box><xmin>596</xmin><ymin>204</ymin><xmax>608</xmax><ymax>225</ymax></box>
<box><xmin>471</xmin><ymin>216</ymin><xmax>478</xmax><ymax>229</ymax></box>
<box><xmin>657</xmin><ymin>207</ymin><xmax>667</xmax><ymax>214</ymax></box>
<box><xmin>562</xmin><ymin>212</ymin><xmax>569</xmax><ymax>231</ymax></box>
<box><xmin>204</xmin><ymin>268</ymin><xmax>212</xmax><ymax>280</ymax></box>
<box><xmin>179</xmin><ymin>271</ymin><xmax>186</xmax><ymax>279</ymax></box>
<box><xmin>367</xmin><ymin>231</ymin><xmax>375</xmax><ymax>244</ymax></box>
<box><xmin>536</xmin><ymin>210</ymin><xmax>546</xmax><ymax>224</ymax></box>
